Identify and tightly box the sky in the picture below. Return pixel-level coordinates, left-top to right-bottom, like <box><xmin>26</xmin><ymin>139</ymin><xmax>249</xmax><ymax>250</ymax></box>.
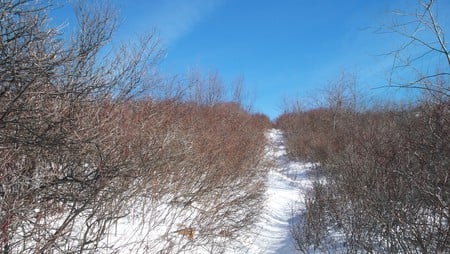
<box><xmin>54</xmin><ymin>0</ymin><xmax>449</xmax><ymax>119</ymax></box>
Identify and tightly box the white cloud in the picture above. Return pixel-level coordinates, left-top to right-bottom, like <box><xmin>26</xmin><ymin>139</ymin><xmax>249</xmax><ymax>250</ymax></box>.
<box><xmin>144</xmin><ymin>0</ymin><xmax>223</xmax><ymax>46</ymax></box>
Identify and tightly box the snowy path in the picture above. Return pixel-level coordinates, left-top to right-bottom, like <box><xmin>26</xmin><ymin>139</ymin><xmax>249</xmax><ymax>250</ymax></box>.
<box><xmin>241</xmin><ymin>129</ymin><xmax>315</xmax><ymax>254</ymax></box>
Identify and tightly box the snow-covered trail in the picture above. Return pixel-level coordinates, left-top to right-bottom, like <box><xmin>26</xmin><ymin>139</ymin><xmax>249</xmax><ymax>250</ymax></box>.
<box><xmin>242</xmin><ymin>129</ymin><xmax>316</xmax><ymax>254</ymax></box>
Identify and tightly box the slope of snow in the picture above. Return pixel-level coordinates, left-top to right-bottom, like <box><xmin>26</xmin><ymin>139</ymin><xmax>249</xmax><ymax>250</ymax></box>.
<box><xmin>238</xmin><ymin>129</ymin><xmax>316</xmax><ymax>254</ymax></box>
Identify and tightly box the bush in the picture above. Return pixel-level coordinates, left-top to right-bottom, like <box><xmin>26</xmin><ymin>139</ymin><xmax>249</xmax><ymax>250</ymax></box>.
<box><xmin>279</xmin><ymin>99</ymin><xmax>450</xmax><ymax>253</ymax></box>
<box><xmin>0</xmin><ymin>1</ymin><xmax>270</xmax><ymax>253</ymax></box>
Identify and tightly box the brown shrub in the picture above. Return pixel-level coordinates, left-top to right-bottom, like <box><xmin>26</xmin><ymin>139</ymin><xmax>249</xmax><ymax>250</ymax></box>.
<box><xmin>0</xmin><ymin>1</ymin><xmax>269</xmax><ymax>252</ymax></box>
<box><xmin>282</xmin><ymin>100</ymin><xmax>449</xmax><ymax>253</ymax></box>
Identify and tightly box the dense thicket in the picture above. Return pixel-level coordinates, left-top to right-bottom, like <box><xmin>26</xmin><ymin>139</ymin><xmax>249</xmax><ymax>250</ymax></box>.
<box><xmin>277</xmin><ymin>100</ymin><xmax>449</xmax><ymax>253</ymax></box>
<box><xmin>0</xmin><ymin>1</ymin><xmax>271</xmax><ymax>253</ymax></box>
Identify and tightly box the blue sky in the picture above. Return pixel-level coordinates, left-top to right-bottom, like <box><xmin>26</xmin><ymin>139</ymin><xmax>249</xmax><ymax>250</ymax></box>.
<box><xmin>55</xmin><ymin>0</ymin><xmax>449</xmax><ymax>119</ymax></box>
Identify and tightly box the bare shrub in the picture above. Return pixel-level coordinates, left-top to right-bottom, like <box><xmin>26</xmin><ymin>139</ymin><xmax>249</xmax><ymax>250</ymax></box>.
<box><xmin>280</xmin><ymin>98</ymin><xmax>449</xmax><ymax>252</ymax></box>
<box><xmin>291</xmin><ymin>182</ymin><xmax>339</xmax><ymax>253</ymax></box>
<box><xmin>0</xmin><ymin>1</ymin><xmax>169</xmax><ymax>253</ymax></box>
<box><xmin>98</xmin><ymin>98</ymin><xmax>269</xmax><ymax>253</ymax></box>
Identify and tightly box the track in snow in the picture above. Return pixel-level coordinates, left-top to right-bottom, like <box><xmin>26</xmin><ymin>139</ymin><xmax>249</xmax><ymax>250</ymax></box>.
<box><xmin>243</xmin><ymin>129</ymin><xmax>316</xmax><ymax>254</ymax></box>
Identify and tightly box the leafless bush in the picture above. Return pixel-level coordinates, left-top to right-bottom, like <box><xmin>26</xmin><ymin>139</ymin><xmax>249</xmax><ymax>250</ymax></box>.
<box><xmin>291</xmin><ymin>182</ymin><xmax>340</xmax><ymax>253</ymax></box>
<box><xmin>93</xmin><ymin>99</ymin><xmax>269</xmax><ymax>253</ymax></box>
<box><xmin>276</xmin><ymin>74</ymin><xmax>358</xmax><ymax>163</ymax></box>
<box><xmin>0</xmin><ymin>3</ymin><xmax>268</xmax><ymax>249</ymax></box>
<box><xmin>281</xmin><ymin>96</ymin><xmax>449</xmax><ymax>253</ymax></box>
<box><xmin>0</xmin><ymin>1</ymin><xmax>192</xmax><ymax>253</ymax></box>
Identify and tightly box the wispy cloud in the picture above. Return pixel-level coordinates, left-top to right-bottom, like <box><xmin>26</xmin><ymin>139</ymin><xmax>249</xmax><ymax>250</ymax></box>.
<box><xmin>141</xmin><ymin>0</ymin><xmax>223</xmax><ymax>46</ymax></box>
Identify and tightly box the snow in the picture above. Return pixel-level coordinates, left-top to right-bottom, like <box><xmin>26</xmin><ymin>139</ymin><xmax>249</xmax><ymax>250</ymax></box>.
<box><xmin>240</xmin><ymin>129</ymin><xmax>315</xmax><ymax>254</ymax></box>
